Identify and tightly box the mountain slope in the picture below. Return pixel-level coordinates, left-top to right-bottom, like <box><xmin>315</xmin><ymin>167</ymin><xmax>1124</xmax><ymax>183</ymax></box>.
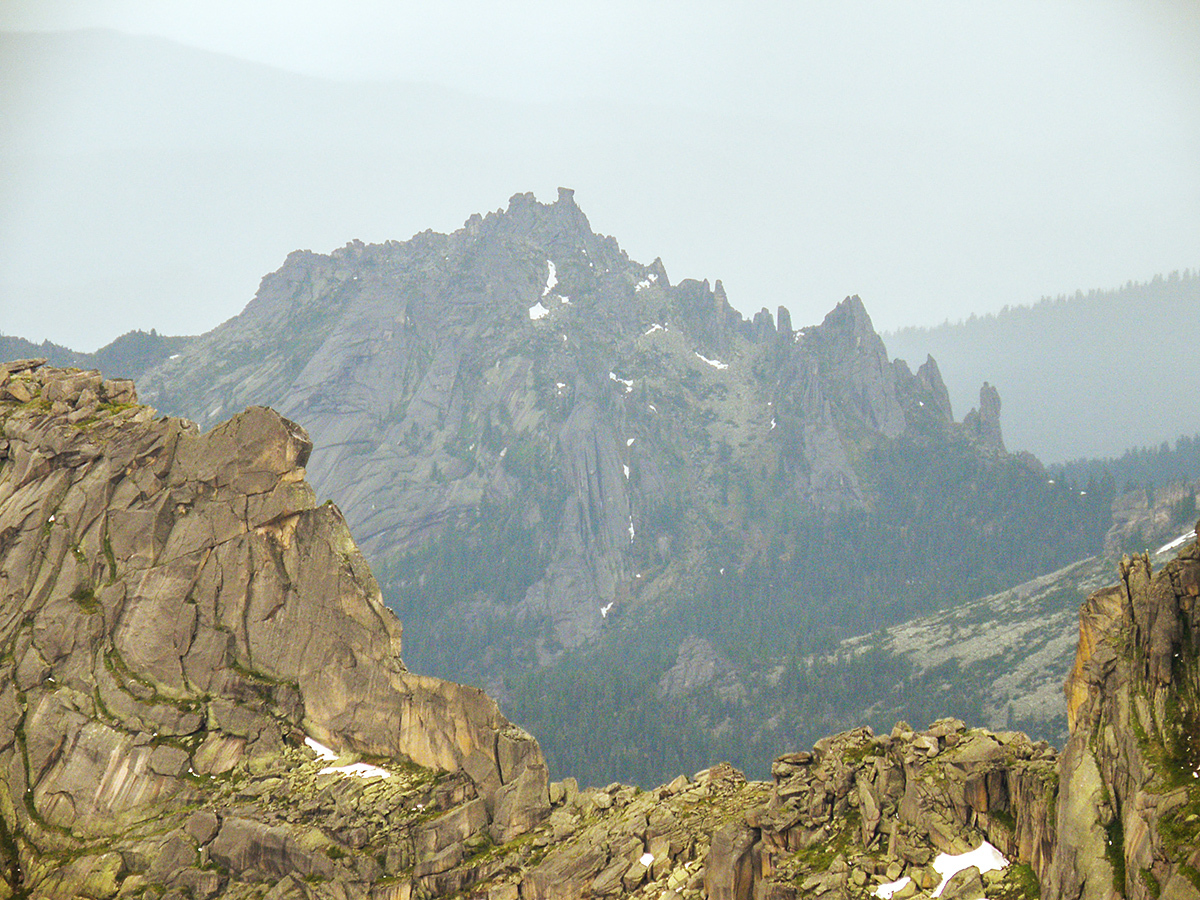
<box><xmin>136</xmin><ymin>191</ymin><xmax>1112</xmax><ymax>784</ymax></box>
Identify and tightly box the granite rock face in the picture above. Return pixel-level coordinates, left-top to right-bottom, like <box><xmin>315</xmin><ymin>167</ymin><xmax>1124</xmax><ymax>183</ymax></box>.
<box><xmin>0</xmin><ymin>361</ymin><xmax>547</xmax><ymax>898</ymax></box>
<box><xmin>135</xmin><ymin>191</ymin><xmax>995</xmax><ymax>662</ymax></box>
<box><xmin>1049</xmin><ymin>530</ymin><xmax>1200</xmax><ymax>900</ymax></box>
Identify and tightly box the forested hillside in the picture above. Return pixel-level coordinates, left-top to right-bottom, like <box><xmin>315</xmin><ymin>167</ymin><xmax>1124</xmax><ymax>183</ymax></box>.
<box><xmin>1051</xmin><ymin>432</ymin><xmax>1200</xmax><ymax>491</ymax></box>
<box><xmin>0</xmin><ymin>328</ymin><xmax>191</xmax><ymax>381</ymax></box>
<box><xmin>886</xmin><ymin>271</ymin><xmax>1200</xmax><ymax>461</ymax></box>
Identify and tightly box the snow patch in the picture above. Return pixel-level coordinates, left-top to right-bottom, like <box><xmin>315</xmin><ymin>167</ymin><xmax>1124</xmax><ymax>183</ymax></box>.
<box><xmin>609</xmin><ymin>372</ymin><xmax>633</xmax><ymax>392</ymax></box>
<box><xmin>770</xmin><ymin>417</ymin><xmax>777</xmax><ymax>430</ymax></box>
<box><xmin>543</xmin><ymin>260</ymin><xmax>557</xmax><ymax>296</ymax></box>
<box><xmin>875</xmin><ymin>877</ymin><xmax>911</xmax><ymax>899</ymax></box>
<box><xmin>306</xmin><ymin>736</ymin><xmax>392</xmax><ymax>779</ymax></box>
<box><xmin>305</xmin><ymin>737</ymin><xmax>338</xmax><ymax>762</ymax></box>
<box><xmin>931</xmin><ymin>841</ymin><xmax>1008</xmax><ymax>897</ymax></box>
<box><xmin>320</xmin><ymin>761</ymin><xmax>392</xmax><ymax>779</ymax></box>
<box><xmin>694</xmin><ymin>352</ymin><xmax>729</xmax><ymax>370</ymax></box>
<box><xmin>600</xmin><ymin>602</ymin><xmax>614</xmax><ymax>618</ymax></box>
<box><xmin>626</xmin><ymin>438</ymin><xmax>635</xmax><ymax>446</ymax></box>
<box><xmin>628</xmin><ymin>518</ymin><xmax>636</xmax><ymax>541</ymax></box>
<box><xmin>644</xmin><ymin>323</ymin><xmax>665</xmax><ymax>335</ymax></box>
<box><xmin>528</xmin><ymin>301</ymin><xmax>550</xmax><ymax>320</ymax></box>
<box><xmin>639</xmin><ymin>852</ymin><xmax>654</xmax><ymax>867</ymax></box>
<box><xmin>1155</xmin><ymin>530</ymin><xmax>1196</xmax><ymax>555</ymax></box>
<box><xmin>623</xmin><ymin>464</ymin><xmax>630</xmax><ymax>480</ymax></box>
<box><xmin>168</xmin><ymin>353</ymin><xmax>181</xmax><ymax>360</ymax></box>
<box><xmin>636</xmin><ymin>280</ymin><xmax>652</xmax><ymax>292</ymax></box>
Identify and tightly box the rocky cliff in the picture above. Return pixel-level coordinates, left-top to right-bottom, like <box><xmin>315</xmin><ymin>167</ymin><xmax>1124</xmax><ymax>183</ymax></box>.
<box><xmin>0</xmin><ymin>359</ymin><xmax>548</xmax><ymax>898</ymax></box>
<box><xmin>1048</xmin><ymin>538</ymin><xmax>1200</xmax><ymax>899</ymax></box>
<box><xmin>0</xmin><ymin>362</ymin><xmax>1196</xmax><ymax>899</ymax></box>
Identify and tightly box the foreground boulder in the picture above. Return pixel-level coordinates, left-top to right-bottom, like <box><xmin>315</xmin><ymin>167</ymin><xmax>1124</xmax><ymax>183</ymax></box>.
<box><xmin>0</xmin><ymin>360</ymin><xmax>1196</xmax><ymax>899</ymax></box>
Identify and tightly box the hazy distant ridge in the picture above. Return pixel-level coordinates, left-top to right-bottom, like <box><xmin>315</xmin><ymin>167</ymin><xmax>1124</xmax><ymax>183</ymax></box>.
<box><xmin>885</xmin><ymin>270</ymin><xmax>1200</xmax><ymax>461</ymax></box>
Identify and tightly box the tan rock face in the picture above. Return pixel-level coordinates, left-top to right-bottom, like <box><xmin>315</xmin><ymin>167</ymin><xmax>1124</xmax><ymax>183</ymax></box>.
<box><xmin>0</xmin><ymin>363</ymin><xmax>547</xmax><ymax>897</ymax></box>
<box><xmin>1050</xmin><ymin>535</ymin><xmax>1200</xmax><ymax>900</ymax></box>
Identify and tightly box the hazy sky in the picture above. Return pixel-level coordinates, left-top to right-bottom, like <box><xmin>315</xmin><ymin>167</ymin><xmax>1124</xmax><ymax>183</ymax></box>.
<box><xmin>2</xmin><ymin>0</ymin><xmax>1199</xmax><ymax>349</ymax></box>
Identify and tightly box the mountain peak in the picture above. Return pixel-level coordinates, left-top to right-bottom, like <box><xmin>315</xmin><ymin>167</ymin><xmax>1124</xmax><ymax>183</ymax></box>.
<box><xmin>821</xmin><ymin>293</ymin><xmax>876</xmax><ymax>341</ymax></box>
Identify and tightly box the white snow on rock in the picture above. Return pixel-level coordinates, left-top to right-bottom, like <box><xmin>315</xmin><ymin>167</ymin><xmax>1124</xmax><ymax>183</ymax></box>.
<box><xmin>644</xmin><ymin>323</ymin><xmax>665</xmax><ymax>334</ymax></box>
<box><xmin>543</xmin><ymin>260</ymin><xmax>558</xmax><ymax>296</ymax></box>
<box><xmin>600</xmin><ymin>601</ymin><xmax>614</xmax><ymax>618</ymax></box>
<box><xmin>875</xmin><ymin>876</ymin><xmax>911</xmax><ymax>899</ymax></box>
<box><xmin>305</xmin><ymin>737</ymin><xmax>337</xmax><ymax>761</ymax></box>
<box><xmin>626</xmin><ymin>438</ymin><xmax>635</xmax><ymax>446</ymax></box>
<box><xmin>694</xmin><ymin>352</ymin><xmax>729</xmax><ymax>370</ymax></box>
<box><xmin>529</xmin><ymin>301</ymin><xmax>550</xmax><ymax>320</ymax></box>
<box><xmin>1155</xmin><ymin>530</ymin><xmax>1196</xmax><ymax>556</ymax></box>
<box><xmin>636</xmin><ymin>280</ymin><xmax>652</xmax><ymax>292</ymax></box>
<box><xmin>168</xmin><ymin>353</ymin><xmax>181</xmax><ymax>360</ymax></box>
<box><xmin>623</xmin><ymin>464</ymin><xmax>630</xmax><ymax>480</ymax></box>
<box><xmin>628</xmin><ymin>518</ymin><xmax>636</xmax><ymax>541</ymax></box>
<box><xmin>609</xmin><ymin>372</ymin><xmax>634</xmax><ymax>391</ymax></box>
<box><xmin>320</xmin><ymin>761</ymin><xmax>392</xmax><ymax>779</ymax></box>
<box><xmin>639</xmin><ymin>852</ymin><xmax>654</xmax><ymax>867</ymax></box>
<box><xmin>770</xmin><ymin>417</ymin><xmax>777</xmax><ymax>430</ymax></box>
<box><xmin>306</xmin><ymin>736</ymin><xmax>392</xmax><ymax>779</ymax></box>
<box><xmin>931</xmin><ymin>841</ymin><xmax>1008</xmax><ymax>897</ymax></box>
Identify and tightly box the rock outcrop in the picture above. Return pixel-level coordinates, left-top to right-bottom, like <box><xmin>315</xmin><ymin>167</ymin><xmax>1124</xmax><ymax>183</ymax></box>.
<box><xmin>1048</xmin><ymin>531</ymin><xmax>1200</xmax><ymax>900</ymax></box>
<box><xmin>963</xmin><ymin>383</ymin><xmax>1005</xmax><ymax>453</ymax></box>
<box><xmin>0</xmin><ymin>360</ymin><xmax>547</xmax><ymax>898</ymax></box>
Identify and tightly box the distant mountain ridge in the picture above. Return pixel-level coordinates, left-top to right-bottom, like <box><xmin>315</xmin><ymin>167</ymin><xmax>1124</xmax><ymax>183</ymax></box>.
<box><xmin>885</xmin><ymin>271</ymin><xmax>1200</xmax><ymax>461</ymax></box>
<box><xmin>0</xmin><ymin>329</ymin><xmax>192</xmax><ymax>381</ymax></box>
<box><xmin>97</xmin><ymin>190</ymin><xmax>1112</xmax><ymax>784</ymax></box>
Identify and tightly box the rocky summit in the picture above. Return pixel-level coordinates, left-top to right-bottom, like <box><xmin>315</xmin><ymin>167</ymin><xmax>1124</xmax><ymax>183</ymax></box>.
<box><xmin>1</xmin><ymin>362</ymin><xmax>1198</xmax><ymax>899</ymax></box>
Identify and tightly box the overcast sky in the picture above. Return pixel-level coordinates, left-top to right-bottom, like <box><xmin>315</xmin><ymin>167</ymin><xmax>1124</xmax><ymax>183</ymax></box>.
<box><xmin>2</xmin><ymin>0</ymin><xmax>1199</xmax><ymax>349</ymax></box>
